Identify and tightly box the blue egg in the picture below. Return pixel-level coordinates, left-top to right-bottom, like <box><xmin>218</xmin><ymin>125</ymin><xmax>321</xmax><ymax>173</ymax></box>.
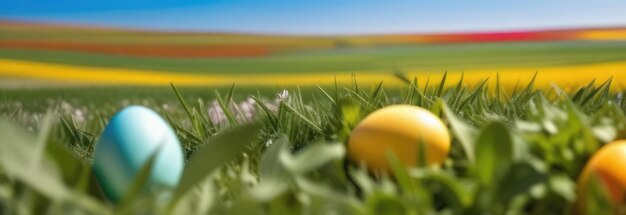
<box><xmin>93</xmin><ymin>106</ymin><xmax>184</xmax><ymax>202</ymax></box>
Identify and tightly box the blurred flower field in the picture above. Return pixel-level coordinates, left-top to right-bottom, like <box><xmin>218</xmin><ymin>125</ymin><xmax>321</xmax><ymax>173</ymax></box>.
<box><xmin>2</xmin><ymin>21</ymin><xmax>626</xmax><ymax>89</ymax></box>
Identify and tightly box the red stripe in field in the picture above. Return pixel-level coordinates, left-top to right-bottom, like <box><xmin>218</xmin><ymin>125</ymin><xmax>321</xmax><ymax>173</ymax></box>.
<box><xmin>424</xmin><ymin>31</ymin><xmax>578</xmax><ymax>43</ymax></box>
<box><xmin>0</xmin><ymin>40</ymin><xmax>271</xmax><ymax>58</ymax></box>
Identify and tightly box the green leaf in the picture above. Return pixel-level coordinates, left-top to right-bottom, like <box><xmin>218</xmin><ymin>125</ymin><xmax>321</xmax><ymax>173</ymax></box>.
<box><xmin>366</xmin><ymin>193</ymin><xmax>409</xmax><ymax>215</ymax></box>
<box><xmin>592</xmin><ymin>125</ymin><xmax>616</xmax><ymax>143</ymax></box>
<box><xmin>248</xmin><ymin>177</ymin><xmax>289</xmax><ymax>203</ymax></box>
<box><xmin>441</xmin><ymin>100</ymin><xmax>477</xmax><ymax>163</ymax></box>
<box><xmin>280</xmin><ymin>142</ymin><xmax>345</xmax><ymax>175</ymax></box>
<box><xmin>0</xmin><ymin>118</ymin><xmax>67</xmax><ymax>200</ymax></box>
<box><xmin>168</xmin><ymin>122</ymin><xmax>262</xmax><ymax>209</ymax></box>
<box><xmin>0</xmin><ymin>118</ymin><xmax>110</xmax><ymax>213</ymax></box>
<box><xmin>549</xmin><ymin>174</ymin><xmax>577</xmax><ymax>202</ymax></box>
<box><xmin>173</xmin><ymin>176</ymin><xmax>216</xmax><ymax>215</ymax></box>
<box><xmin>293</xmin><ymin>176</ymin><xmax>361</xmax><ymax>214</ymax></box>
<box><xmin>250</xmin><ymin>136</ymin><xmax>291</xmax><ymax>202</ymax></box>
<box><xmin>117</xmin><ymin>146</ymin><xmax>161</xmax><ymax>209</ymax></box>
<box><xmin>496</xmin><ymin>162</ymin><xmax>546</xmax><ymax>204</ymax></box>
<box><xmin>385</xmin><ymin>150</ymin><xmax>418</xmax><ymax>195</ymax></box>
<box><xmin>259</xmin><ymin>135</ymin><xmax>289</xmax><ymax>180</ymax></box>
<box><xmin>411</xmin><ymin>169</ymin><xmax>472</xmax><ymax>213</ymax></box>
<box><xmin>349</xmin><ymin>166</ymin><xmax>376</xmax><ymax>196</ymax></box>
<box><xmin>46</xmin><ymin>140</ymin><xmax>94</xmax><ymax>192</ymax></box>
<box><xmin>30</xmin><ymin>112</ymin><xmax>54</xmax><ymax>169</ymax></box>
<box><xmin>475</xmin><ymin>122</ymin><xmax>513</xmax><ymax>185</ymax></box>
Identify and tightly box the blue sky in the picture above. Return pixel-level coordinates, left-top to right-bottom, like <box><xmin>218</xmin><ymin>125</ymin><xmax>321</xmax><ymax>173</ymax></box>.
<box><xmin>1</xmin><ymin>0</ymin><xmax>626</xmax><ymax>35</ymax></box>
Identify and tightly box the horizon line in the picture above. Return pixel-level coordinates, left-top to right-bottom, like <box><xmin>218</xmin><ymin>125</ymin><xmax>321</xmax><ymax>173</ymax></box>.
<box><xmin>2</xmin><ymin>18</ymin><xmax>626</xmax><ymax>37</ymax></box>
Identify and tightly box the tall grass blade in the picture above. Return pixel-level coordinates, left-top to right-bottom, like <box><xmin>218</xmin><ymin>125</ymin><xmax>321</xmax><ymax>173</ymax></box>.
<box><xmin>437</xmin><ymin>71</ymin><xmax>448</xmax><ymax>98</ymax></box>
<box><xmin>280</xmin><ymin>102</ymin><xmax>324</xmax><ymax>133</ymax></box>
<box><xmin>117</xmin><ymin>146</ymin><xmax>161</xmax><ymax>210</ymax></box>
<box><xmin>170</xmin><ymin>83</ymin><xmax>194</xmax><ymax>122</ymax></box>
<box><xmin>317</xmin><ymin>86</ymin><xmax>336</xmax><ymax>104</ymax></box>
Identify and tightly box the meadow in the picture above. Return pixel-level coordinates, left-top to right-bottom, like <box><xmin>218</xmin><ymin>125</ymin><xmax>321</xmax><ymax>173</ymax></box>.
<box><xmin>1</xmin><ymin>75</ymin><xmax>626</xmax><ymax>214</ymax></box>
<box><xmin>2</xmin><ymin>21</ymin><xmax>626</xmax><ymax>214</ymax></box>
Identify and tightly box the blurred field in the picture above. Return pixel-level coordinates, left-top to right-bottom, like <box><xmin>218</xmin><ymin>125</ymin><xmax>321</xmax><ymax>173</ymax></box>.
<box><xmin>2</xmin><ymin>21</ymin><xmax>626</xmax><ymax>89</ymax></box>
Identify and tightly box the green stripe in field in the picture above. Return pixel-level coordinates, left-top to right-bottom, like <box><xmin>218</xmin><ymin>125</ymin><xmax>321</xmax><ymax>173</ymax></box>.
<box><xmin>1</xmin><ymin>41</ymin><xmax>626</xmax><ymax>74</ymax></box>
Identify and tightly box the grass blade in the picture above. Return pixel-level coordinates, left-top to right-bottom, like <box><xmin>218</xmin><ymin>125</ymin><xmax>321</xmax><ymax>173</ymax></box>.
<box><xmin>167</xmin><ymin>122</ymin><xmax>262</xmax><ymax>210</ymax></box>
<box><xmin>437</xmin><ymin>71</ymin><xmax>448</xmax><ymax>98</ymax></box>
<box><xmin>117</xmin><ymin>146</ymin><xmax>161</xmax><ymax>209</ymax></box>
<box><xmin>280</xmin><ymin>102</ymin><xmax>324</xmax><ymax>133</ymax></box>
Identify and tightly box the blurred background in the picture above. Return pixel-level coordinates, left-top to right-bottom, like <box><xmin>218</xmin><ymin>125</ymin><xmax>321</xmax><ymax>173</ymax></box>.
<box><xmin>1</xmin><ymin>0</ymin><xmax>626</xmax><ymax>88</ymax></box>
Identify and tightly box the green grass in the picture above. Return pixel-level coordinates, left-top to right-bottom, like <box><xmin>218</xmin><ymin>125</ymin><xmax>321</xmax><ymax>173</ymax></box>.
<box><xmin>3</xmin><ymin>41</ymin><xmax>626</xmax><ymax>74</ymax></box>
<box><xmin>1</xmin><ymin>75</ymin><xmax>626</xmax><ymax>214</ymax></box>
<box><xmin>0</xmin><ymin>86</ymin><xmax>302</xmax><ymax>112</ymax></box>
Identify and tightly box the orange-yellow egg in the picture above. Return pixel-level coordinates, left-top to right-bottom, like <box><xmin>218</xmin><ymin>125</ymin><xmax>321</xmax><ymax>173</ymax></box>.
<box><xmin>348</xmin><ymin>105</ymin><xmax>451</xmax><ymax>172</ymax></box>
<box><xmin>577</xmin><ymin>140</ymin><xmax>626</xmax><ymax>211</ymax></box>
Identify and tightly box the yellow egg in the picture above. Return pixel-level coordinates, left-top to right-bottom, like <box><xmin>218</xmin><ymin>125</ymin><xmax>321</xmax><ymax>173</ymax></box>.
<box><xmin>577</xmin><ymin>140</ymin><xmax>626</xmax><ymax>212</ymax></box>
<box><xmin>348</xmin><ymin>105</ymin><xmax>451</xmax><ymax>172</ymax></box>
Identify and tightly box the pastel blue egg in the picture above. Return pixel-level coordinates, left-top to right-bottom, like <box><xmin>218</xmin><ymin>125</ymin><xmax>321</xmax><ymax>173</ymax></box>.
<box><xmin>93</xmin><ymin>106</ymin><xmax>184</xmax><ymax>202</ymax></box>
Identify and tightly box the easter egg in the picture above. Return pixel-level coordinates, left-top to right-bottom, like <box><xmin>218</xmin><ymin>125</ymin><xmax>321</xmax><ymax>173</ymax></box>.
<box><xmin>348</xmin><ymin>105</ymin><xmax>450</xmax><ymax>172</ymax></box>
<box><xmin>93</xmin><ymin>106</ymin><xmax>184</xmax><ymax>202</ymax></box>
<box><xmin>577</xmin><ymin>140</ymin><xmax>626</xmax><ymax>212</ymax></box>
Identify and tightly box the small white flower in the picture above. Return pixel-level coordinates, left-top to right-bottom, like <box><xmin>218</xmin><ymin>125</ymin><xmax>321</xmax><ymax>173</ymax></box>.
<box><xmin>60</xmin><ymin>101</ymin><xmax>72</xmax><ymax>112</ymax></box>
<box><xmin>277</xmin><ymin>90</ymin><xmax>289</xmax><ymax>101</ymax></box>
<box><xmin>239</xmin><ymin>100</ymin><xmax>255</xmax><ymax>120</ymax></box>
<box><xmin>74</xmin><ymin>109</ymin><xmax>85</xmax><ymax>122</ymax></box>
<box><xmin>208</xmin><ymin>101</ymin><xmax>226</xmax><ymax>124</ymax></box>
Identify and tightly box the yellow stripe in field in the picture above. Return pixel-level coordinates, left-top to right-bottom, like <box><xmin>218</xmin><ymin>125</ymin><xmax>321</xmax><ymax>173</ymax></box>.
<box><xmin>0</xmin><ymin>58</ymin><xmax>400</xmax><ymax>86</ymax></box>
<box><xmin>577</xmin><ymin>29</ymin><xmax>626</xmax><ymax>40</ymax></box>
<box><xmin>0</xmin><ymin>58</ymin><xmax>626</xmax><ymax>90</ymax></box>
